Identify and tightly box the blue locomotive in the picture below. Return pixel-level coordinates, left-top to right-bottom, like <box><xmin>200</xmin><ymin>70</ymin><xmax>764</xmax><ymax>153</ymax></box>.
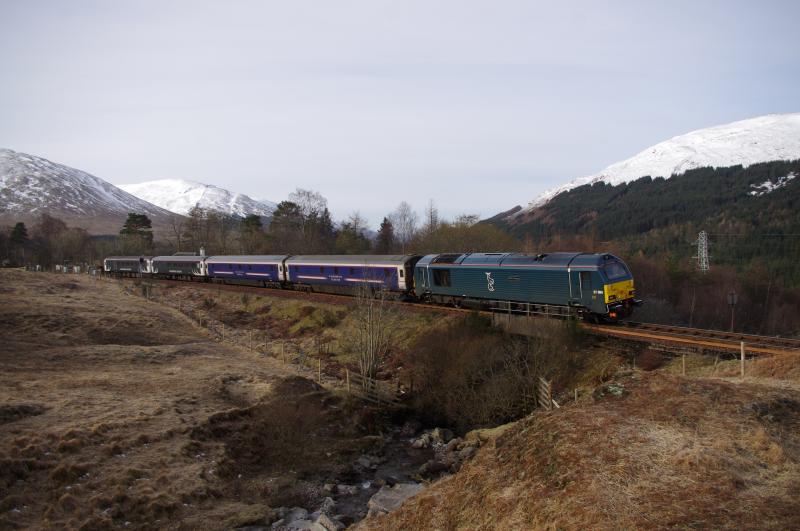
<box><xmin>412</xmin><ymin>252</ymin><xmax>637</xmax><ymax>320</ymax></box>
<box><xmin>103</xmin><ymin>251</ymin><xmax>639</xmax><ymax>320</ymax></box>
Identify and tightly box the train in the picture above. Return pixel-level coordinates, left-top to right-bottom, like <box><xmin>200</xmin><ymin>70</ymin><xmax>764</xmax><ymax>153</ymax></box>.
<box><xmin>103</xmin><ymin>251</ymin><xmax>641</xmax><ymax>321</ymax></box>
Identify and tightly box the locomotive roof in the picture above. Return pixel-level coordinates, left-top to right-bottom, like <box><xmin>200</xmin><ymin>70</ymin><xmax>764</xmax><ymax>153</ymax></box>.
<box><xmin>285</xmin><ymin>255</ymin><xmax>417</xmax><ymax>265</ymax></box>
<box><xmin>205</xmin><ymin>255</ymin><xmax>290</xmax><ymax>263</ymax></box>
<box><xmin>104</xmin><ymin>256</ymin><xmax>154</xmax><ymax>260</ymax></box>
<box><xmin>418</xmin><ymin>252</ymin><xmax>620</xmax><ymax>268</ymax></box>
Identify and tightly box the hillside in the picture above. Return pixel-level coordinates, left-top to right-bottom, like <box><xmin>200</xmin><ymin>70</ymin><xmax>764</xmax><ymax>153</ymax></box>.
<box><xmin>0</xmin><ymin>148</ymin><xmax>180</xmax><ymax>235</ymax></box>
<box><xmin>359</xmin><ymin>367</ymin><xmax>800</xmax><ymax>530</ymax></box>
<box><xmin>517</xmin><ymin>113</ymin><xmax>800</xmax><ymax>213</ymax></box>
<box><xmin>493</xmin><ymin>160</ymin><xmax>800</xmax><ymax>285</ymax></box>
<box><xmin>118</xmin><ymin>179</ymin><xmax>276</xmax><ymax>219</ymax></box>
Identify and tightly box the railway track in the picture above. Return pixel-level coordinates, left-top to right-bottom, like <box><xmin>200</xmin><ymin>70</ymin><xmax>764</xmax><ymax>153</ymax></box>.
<box><xmin>113</xmin><ymin>275</ymin><xmax>800</xmax><ymax>356</ymax></box>
<box><xmin>586</xmin><ymin>321</ymin><xmax>800</xmax><ymax>356</ymax></box>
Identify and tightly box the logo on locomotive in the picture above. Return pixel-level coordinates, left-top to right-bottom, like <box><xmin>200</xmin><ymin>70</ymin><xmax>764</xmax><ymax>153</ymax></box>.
<box><xmin>486</xmin><ymin>272</ymin><xmax>495</xmax><ymax>292</ymax></box>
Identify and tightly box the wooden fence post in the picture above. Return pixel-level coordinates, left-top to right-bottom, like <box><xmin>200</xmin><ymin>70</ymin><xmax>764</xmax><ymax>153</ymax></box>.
<box><xmin>682</xmin><ymin>354</ymin><xmax>686</xmax><ymax>376</ymax></box>
<box><xmin>282</xmin><ymin>342</ymin><xmax>286</xmax><ymax>364</ymax></box>
<box><xmin>346</xmin><ymin>369</ymin><xmax>351</xmax><ymax>393</ymax></box>
<box><xmin>318</xmin><ymin>358</ymin><xmax>322</xmax><ymax>383</ymax></box>
<box><xmin>574</xmin><ymin>388</ymin><xmax>578</xmax><ymax>402</ymax></box>
<box><xmin>249</xmin><ymin>330</ymin><xmax>253</xmax><ymax>350</ymax></box>
<box><xmin>538</xmin><ymin>377</ymin><xmax>552</xmax><ymax>411</ymax></box>
<box><xmin>740</xmin><ymin>341</ymin><xmax>745</xmax><ymax>379</ymax></box>
<box><xmin>222</xmin><ymin>323</ymin><xmax>225</xmax><ymax>341</ymax></box>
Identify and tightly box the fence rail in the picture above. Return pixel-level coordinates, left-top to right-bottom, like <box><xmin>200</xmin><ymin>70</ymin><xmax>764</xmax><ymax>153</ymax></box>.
<box><xmin>346</xmin><ymin>369</ymin><xmax>402</xmax><ymax>408</ymax></box>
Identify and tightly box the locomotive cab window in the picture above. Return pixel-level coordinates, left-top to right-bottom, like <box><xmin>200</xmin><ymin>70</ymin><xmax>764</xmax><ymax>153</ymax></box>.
<box><xmin>603</xmin><ymin>261</ymin><xmax>629</xmax><ymax>281</ymax></box>
<box><xmin>433</xmin><ymin>269</ymin><xmax>451</xmax><ymax>287</ymax></box>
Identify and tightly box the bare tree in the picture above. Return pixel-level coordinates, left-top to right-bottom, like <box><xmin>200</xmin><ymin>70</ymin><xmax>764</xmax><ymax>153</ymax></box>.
<box><xmin>423</xmin><ymin>198</ymin><xmax>439</xmax><ymax>235</ymax></box>
<box><xmin>289</xmin><ymin>188</ymin><xmax>328</xmax><ymax>218</ymax></box>
<box><xmin>350</xmin><ymin>281</ymin><xmax>396</xmax><ymax>381</ymax></box>
<box><xmin>390</xmin><ymin>201</ymin><xmax>418</xmax><ymax>253</ymax></box>
<box><xmin>348</xmin><ymin>211</ymin><xmax>367</xmax><ymax>236</ymax></box>
<box><xmin>169</xmin><ymin>215</ymin><xmax>184</xmax><ymax>252</ymax></box>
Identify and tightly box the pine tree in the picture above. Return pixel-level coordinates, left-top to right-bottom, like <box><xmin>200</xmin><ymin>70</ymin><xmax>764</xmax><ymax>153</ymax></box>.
<box><xmin>10</xmin><ymin>222</ymin><xmax>28</xmax><ymax>264</ymax></box>
<box><xmin>375</xmin><ymin>217</ymin><xmax>395</xmax><ymax>254</ymax></box>
<box><xmin>120</xmin><ymin>213</ymin><xmax>153</xmax><ymax>253</ymax></box>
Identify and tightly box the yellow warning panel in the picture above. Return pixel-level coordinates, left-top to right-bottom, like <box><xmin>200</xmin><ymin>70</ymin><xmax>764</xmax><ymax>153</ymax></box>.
<box><xmin>604</xmin><ymin>279</ymin><xmax>635</xmax><ymax>304</ymax></box>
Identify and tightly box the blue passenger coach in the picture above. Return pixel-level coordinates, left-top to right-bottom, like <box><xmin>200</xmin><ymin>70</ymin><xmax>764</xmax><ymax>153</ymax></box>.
<box><xmin>205</xmin><ymin>255</ymin><xmax>290</xmax><ymax>285</ymax></box>
<box><xmin>285</xmin><ymin>255</ymin><xmax>420</xmax><ymax>294</ymax></box>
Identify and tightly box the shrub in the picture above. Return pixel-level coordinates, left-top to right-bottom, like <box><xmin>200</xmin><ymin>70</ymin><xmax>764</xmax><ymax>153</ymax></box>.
<box><xmin>202</xmin><ymin>297</ymin><xmax>217</xmax><ymax>311</ymax></box>
<box><xmin>404</xmin><ymin>316</ymin><xmax>589</xmax><ymax>431</ymax></box>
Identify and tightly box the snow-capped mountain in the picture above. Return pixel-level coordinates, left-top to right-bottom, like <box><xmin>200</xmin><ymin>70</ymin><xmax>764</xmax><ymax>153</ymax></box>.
<box><xmin>118</xmin><ymin>179</ymin><xmax>276</xmax><ymax>218</ymax></box>
<box><xmin>0</xmin><ymin>148</ymin><xmax>178</xmax><ymax>234</ymax></box>
<box><xmin>518</xmin><ymin>113</ymin><xmax>800</xmax><ymax>214</ymax></box>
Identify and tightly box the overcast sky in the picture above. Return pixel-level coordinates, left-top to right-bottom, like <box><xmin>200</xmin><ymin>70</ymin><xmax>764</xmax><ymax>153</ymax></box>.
<box><xmin>1</xmin><ymin>1</ymin><xmax>798</xmax><ymax>227</ymax></box>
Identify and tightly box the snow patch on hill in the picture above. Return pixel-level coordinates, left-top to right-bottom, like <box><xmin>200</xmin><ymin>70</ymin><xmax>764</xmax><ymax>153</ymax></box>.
<box><xmin>749</xmin><ymin>172</ymin><xmax>796</xmax><ymax>197</ymax></box>
<box><xmin>119</xmin><ymin>179</ymin><xmax>276</xmax><ymax>218</ymax></box>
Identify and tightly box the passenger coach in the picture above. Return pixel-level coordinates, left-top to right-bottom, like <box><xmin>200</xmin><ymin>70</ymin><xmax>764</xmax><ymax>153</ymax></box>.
<box><xmin>103</xmin><ymin>256</ymin><xmax>152</xmax><ymax>276</ymax></box>
<box><xmin>205</xmin><ymin>255</ymin><xmax>289</xmax><ymax>286</ymax></box>
<box><xmin>150</xmin><ymin>255</ymin><xmax>206</xmax><ymax>280</ymax></box>
<box><xmin>284</xmin><ymin>255</ymin><xmax>420</xmax><ymax>295</ymax></box>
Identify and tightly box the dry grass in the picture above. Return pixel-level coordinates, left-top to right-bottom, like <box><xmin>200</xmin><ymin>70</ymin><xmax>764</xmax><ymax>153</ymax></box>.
<box><xmin>358</xmin><ymin>371</ymin><xmax>800</xmax><ymax>530</ymax></box>
<box><xmin>0</xmin><ymin>270</ymin><xmax>346</xmax><ymax>529</ymax></box>
<box><xmin>144</xmin><ymin>281</ymin><xmax>443</xmax><ymax>378</ymax></box>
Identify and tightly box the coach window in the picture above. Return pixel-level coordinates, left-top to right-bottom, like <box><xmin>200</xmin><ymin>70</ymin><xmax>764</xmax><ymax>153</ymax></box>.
<box><xmin>248</xmin><ymin>265</ymin><xmax>252</xmax><ymax>270</ymax></box>
<box><xmin>334</xmin><ymin>267</ymin><xmax>339</xmax><ymax>275</ymax></box>
<box><xmin>384</xmin><ymin>268</ymin><xmax>391</xmax><ymax>277</ymax></box>
<box><xmin>349</xmin><ymin>267</ymin><xmax>355</xmax><ymax>274</ymax></box>
<box><xmin>320</xmin><ymin>266</ymin><xmax>325</xmax><ymax>274</ymax></box>
<box><xmin>399</xmin><ymin>269</ymin><xmax>404</xmax><ymax>277</ymax></box>
<box><xmin>433</xmin><ymin>269</ymin><xmax>451</xmax><ymax>287</ymax></box>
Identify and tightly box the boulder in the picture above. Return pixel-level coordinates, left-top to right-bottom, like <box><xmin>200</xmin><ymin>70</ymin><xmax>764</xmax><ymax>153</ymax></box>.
<box><xmin>444</xmin><ymin>437</ymin><xmax>461</xmax><ymax>453</ymax></box>
<box><xmin>318</xmin><ymin>497</ymin><xmax>336</xmax><ymax>515</ymax></box>
<box><xmin>463</xmin><ymin>421</ymin><xmax>516</xmax><ymax>446</ymax></box>
<box><xmin>285</xmin><ymin>508</ymin><xmax>309</xmax><ymax>523</ymax></box>
<box><xmin>458</xmin><ymin>446</ymin><xmax>477</xmax><ymax>460</ymax></box>
<box><xmin>335</xmin><ymin>484</ymin><xmax>358</xmax><ymax>496</ymax></box>
<box><xmin>367</xmin><ymin>483</ymin><xmax>424</xmax><ymax>516</ymax></box>
<box><xmin>313</xmin><ymin>513</ymin><xmax>344</xmax><ymax>531</ymax></box>
<box><xmin>283</xmin><ymin>521</ymin><xmax>315</xmax><ymax>530</ymax></box>
<box><xmin>417</xmin><ymin>459</ymin><xmax>449</xmax><ymax>477</ymax></box>
<box><xmin>411</xmin><ymin>433</ymin><xmax>431</xmax><ymax>449</ymax></box>
<box><xmin>431</xmin><ymin>427</ymin><xmax>454</xmax><ymax>444</ymax></box>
